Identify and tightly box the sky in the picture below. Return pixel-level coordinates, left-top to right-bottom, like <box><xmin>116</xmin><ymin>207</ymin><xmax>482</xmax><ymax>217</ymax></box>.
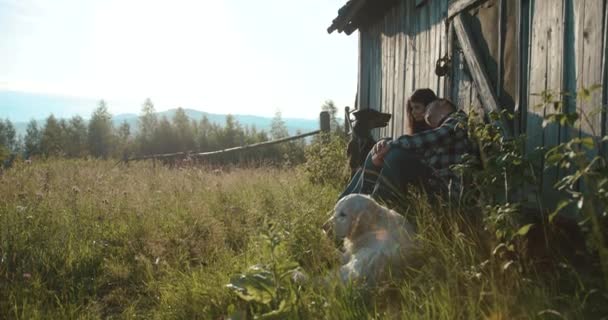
<box><xmin>0</xmin><ymin>0</ymin><xmax>357</xmax><ymax>121</ymax></box>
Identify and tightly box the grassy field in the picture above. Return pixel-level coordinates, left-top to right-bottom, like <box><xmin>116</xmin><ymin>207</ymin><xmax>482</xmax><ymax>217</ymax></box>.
<box><xmin>0</xmin><ymin>159</ymin><xmax>605</xmax><ymax>319</ymax></box>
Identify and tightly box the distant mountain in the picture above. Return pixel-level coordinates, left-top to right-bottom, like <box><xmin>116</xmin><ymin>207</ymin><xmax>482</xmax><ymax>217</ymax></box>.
<box><xmin>0</xmin><ymin>90</ymin><xmax>319</xmax><ymax>137</ymax></box>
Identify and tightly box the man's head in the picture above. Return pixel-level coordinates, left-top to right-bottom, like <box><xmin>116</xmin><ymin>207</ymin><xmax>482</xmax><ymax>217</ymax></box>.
<box><xmin>425</xmin><ymin>99</ymin><xmax>457</xmax><ymax>128</ymax></box>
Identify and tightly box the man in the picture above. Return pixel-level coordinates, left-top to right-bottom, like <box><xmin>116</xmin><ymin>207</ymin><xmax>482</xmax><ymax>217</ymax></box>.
<box><xmin>338</xmin><ymin>99</ymin><xmax>473</xmax><ymax>206</ymax></box>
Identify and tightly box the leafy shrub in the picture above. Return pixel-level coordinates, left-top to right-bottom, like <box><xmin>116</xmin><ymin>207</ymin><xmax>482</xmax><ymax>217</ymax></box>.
<box><xmin>302</xmin><ymin>133</ymin><xmax>350</xmax><ymax>189</ymax></box>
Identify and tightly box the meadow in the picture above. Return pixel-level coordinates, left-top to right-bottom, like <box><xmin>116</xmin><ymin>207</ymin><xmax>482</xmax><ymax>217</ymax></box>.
<box><xmin>0</xmin><ymin>158</ymin><xmax>605</xmax><ymax>319</ymax></box>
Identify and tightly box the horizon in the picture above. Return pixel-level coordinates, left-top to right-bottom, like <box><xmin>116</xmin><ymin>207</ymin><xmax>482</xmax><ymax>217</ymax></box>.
<box><xmin>0</xmin><ymin>0</ymin><xmax>357</xmax><ymax>121</ymax></box>
<box><xmin>0</xmin><ymin>90</ymin><xmax>338</xmax><ymax>123</ymax></box>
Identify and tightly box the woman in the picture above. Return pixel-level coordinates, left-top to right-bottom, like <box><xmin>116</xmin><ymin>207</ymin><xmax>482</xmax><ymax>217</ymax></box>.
<box><xmin>405</xmin><ymin>88</ymin><xmax>438</xmax><ymax>135</ymax></box>
<box><xmin>339</xmin><ymin>88</ymin><xmax>438</xmax><ymax>199</ymax></box>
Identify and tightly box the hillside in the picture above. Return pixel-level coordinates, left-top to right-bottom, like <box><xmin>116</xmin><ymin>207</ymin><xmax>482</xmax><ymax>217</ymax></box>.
<box><xmin>0</xmin><ymin>90</ymin><xmax>320</xmax><ymax>137</ymax></box>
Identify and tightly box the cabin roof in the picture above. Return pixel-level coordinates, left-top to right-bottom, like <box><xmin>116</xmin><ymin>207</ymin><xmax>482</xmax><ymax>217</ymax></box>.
<box><xmin>327</xmin><ymin>0</ymin><xmax>401</xmax><ymax>35</ymax></box>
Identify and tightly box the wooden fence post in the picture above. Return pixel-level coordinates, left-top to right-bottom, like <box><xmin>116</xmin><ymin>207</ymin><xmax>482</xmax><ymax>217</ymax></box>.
<box><xmin>344</xmin><ymin>106</ymin><xmax>351</xmax><ymax>135</ymax></box>
<box><xmin>320</xmin><ymin>111</ymin><xmax>331</xmax><ymax>133</ymax></box>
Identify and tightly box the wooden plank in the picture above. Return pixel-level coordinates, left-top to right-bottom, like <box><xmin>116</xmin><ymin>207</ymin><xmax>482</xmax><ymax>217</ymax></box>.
<box><xmin>357</xmin><ymin>31</ymin><xmax>369</xmax><ymax>110</ymax></box>
<box><xmin>514</xmin><ymin>0</ymin><xmax>527</xmax><ymax>135</ymax></box>
<box><xmin>404</xmin><ymin>0</ymin><xmax>417</xmax><ymax>134</ymax></box>
<box><xmin>380</xmin><ymin>18</ymin><xmax>388</xmax><ymax>137</ymax></box>
<box><xmin>497</xmin><ymin>0</ymin><xmax>505</xmax><ymax>100</ymax></box>
<box><xmin>370</xmin><ymin>23</ymin><xmax>381</xmax><ymax>112</ymax></box>
<box><xmin>446</xmin><ymin>20</ymin><xmax>455</xmax><ymax>100</ymax></box>
<box><xmin>441</xmin><ymin>0</ymin><xmax>450</xmax><ymax>96</ymax></box>
<box><xmin>574</xmin><ymin>0</ymin><xmax>604</xmax><ymax>139</ymax></box>
<box><xmin>414</xmin><ymin>4</ymin><xmax>422</xmax><ymax>93</ymax></box>
<box><xmin>459</xmin><ymin>59</ymin><xmax>474</xmax><ymax>112</ymax></box>
<box><xmin>370</xmin><ymin>22</ymin><xmax>383</xmax><ymax>138</ymax></box>
<box><xmin>603</xmin><ymin>0</ymin><xmax>608</xmax><ymax>154</ymax></box>
<box><xmin>386</xmin><ymin>7</ymin><xmax>396</xmax><ymax>138</ymax></box>
<box><xmin>453</xmin><ymin>13</ymin><xmax>512</xmax><ymax>137</ymax></box>
<box><xmin>432</xmin><ymin>0</ymin><xmax>445</xmax><ymax>95</ymax></box>
<box><xmin>419</xmin><ymin>4</ymin><xmax>430</xmax><ymax>89</ymax></box>
<box><xmin>448</xmin><ymin>0</ymin><xmax>486</xmax><ymax>19</ymax></box>
<box><xmin>526</xmin><ymin>0</ymin><xmax>565</xmax><ymax>201</ymax></box>
<box><xmin>429</xmin><ymin>2</ymin><xmax>438</xmax><ymax>93</ymax></box>
<box><xmin>393</xmin><ymin>1</ymin><xmax>406</xmax><ymax>137</ymax></box>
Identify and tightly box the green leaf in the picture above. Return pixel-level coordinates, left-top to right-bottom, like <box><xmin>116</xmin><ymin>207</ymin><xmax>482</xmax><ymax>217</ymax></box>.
<box><xmin>546</xmin><ymin>152</ymin><xmax>564</xmax><ymax>165</ymax></box>
<box><xmin>580</xmin><ymin>137</ymin><xmax>595</xmax><ymax>149</ymax></box>
<box><xmin>589</xmin><ymin>83</ymin><xmax>602</xmax><ymax>91</ymax></box>
<box><xmin>516</xmin><ymin>224</ymin><xmax>534</xmax><ymax>237</ymax></box>
<box><xmin>550</xmin><ymin>199</ymin><xmax>572</xmax><ymax>223</ymax></box>
<box><xmin>227</xmin><ymin>265</ymin><xmax>275</xmax><ymax>305</ymax></box>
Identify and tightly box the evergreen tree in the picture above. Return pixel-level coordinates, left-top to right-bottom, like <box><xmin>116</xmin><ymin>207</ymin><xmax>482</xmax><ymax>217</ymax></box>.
<box><xmin>65</xmin><ymin>116</ymin><xmax>87</xmax><ymax>157</ymax></box>
<box><xmin>24</xmin><ymin>120</ymin><xmax>42</xmax><ymax>158</ymax></box>
<box><xmin>172</xmin><ymin>107</ymin><xmax>196</xmax><ymax>152</ymax></box>
<box><xmin>155</xmin><ymin>116</ymin><xmax>176</xmax><ymax>153</ymax></box>
<box><xmin>218</xmin><ymin>115</ymin><xmax>244</xmax><ymax>148</ymax></box>
<box><xmin>137</xmin><ymin>98</ymin><xmax>158</xmax><ymax>155</ymax></box>
<box><xmin>0</xmin><ymin>119</ymin><xmax>17</xmax><ymax>153</ymax></box>
<box><xmin>87</xmin><ymin>100</ymin><xmax>114</xmax><ymax>158</ymax></box>
<box><xmin>115</xmin><ymin>121</ymin><xmax>132</xmax><ymax>158</ymax></box>
<box><xmin>0</xmin><ymin>119</ymin><xmax>16</xmax><ymax>162</ymax></box>
<box><xmin>270</xmin><ymin>111</ymin><xmax>289</xmax><ymax>139</ymax></box>
<box><xmin>197</xmin><ymin>116</ymin><xmax>212</xmax><ymax>151</ymax></box>
<box><xmin>41</xmin><ymin>115</ymin><xmax>64</xmax><ymax>156</ymax></box>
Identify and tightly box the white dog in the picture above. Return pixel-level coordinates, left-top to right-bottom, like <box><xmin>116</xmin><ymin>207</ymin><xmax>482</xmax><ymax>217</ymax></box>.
<box><xmin>323</xmin><ymin>194</ymin><xmax>417</xmax><ymax>286</ymax></box>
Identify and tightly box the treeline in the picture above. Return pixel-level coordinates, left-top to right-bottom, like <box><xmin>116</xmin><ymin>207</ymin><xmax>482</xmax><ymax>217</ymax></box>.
<box><xmin>0</xmin><ymin>99</ymin><xmax>343</xmax><ymax>166</ymax></box>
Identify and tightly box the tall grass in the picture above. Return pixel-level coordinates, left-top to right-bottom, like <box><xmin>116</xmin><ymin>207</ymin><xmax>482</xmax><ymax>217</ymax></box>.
<box><xmin>0</xmin><ymin>159</ymin><xmax>604</xmax><ymax>319</ymax></box>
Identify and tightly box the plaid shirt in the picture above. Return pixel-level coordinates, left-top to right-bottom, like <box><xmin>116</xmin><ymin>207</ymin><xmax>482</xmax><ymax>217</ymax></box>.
<box><xmin>389</xmin><ymin>110</ymin><xmax>473</xmax><ymax>180</ymax></box>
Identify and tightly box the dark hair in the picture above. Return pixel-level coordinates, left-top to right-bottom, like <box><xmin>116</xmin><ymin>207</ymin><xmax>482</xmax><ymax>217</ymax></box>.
<box><xmin>406</xmin><ymin>88</ymin><xmax>438</xmax><ymax>134</ymax></box>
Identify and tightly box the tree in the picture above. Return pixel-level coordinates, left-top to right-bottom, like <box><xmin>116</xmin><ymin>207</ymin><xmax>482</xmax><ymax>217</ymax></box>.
<box><xmin>270</xmin><ymin>111</ymin><xmax>289</xmax><ymax>140</ymax></box>
<box><xmin>87</xmin><ymin>100</ymin><xmax>114</xmax><ymax>158</ymax></box>
<box><xmin>137</xmin><ymin>98</ymin><xmax>158</xmax><ymax>155</ymax></box>
<box><xmin>24</xmin><ymin>120</ymin><xmax>42</xmax><ymax>158</ymax></box>
<box><xmin>197</xmin><ymin>115</ymin><xmax>213</xmax><ymax>151</ymax></box>
<box><xmin>172</xmin><ymin>107</ymin><xmax>196</xmax><ymax>152</ymax></box>
<box><xmin>0</xmin><ymin>119</ymin><xmax>16</xmax><ymax>163</ymax></box>
<box><xmin>154</xmin><ymin>116</ymin><xmax>177</xmax><ymax>153</ymax></box>
<box><xmin>115</xmin><ymin>121</ymin><xmax>132</xmax><ymax>158</ymax></box>
<box><xmin>65</xmin><ymin>115</ymin><xmax>88</xmax><ymax>157</ymax></box>
<box><xmin>218</xmin><ymin>115</ymin><xmax>244</xmax><ymax>148</ymax></box>
<box><xmin>321</xmin><ymin>100</ymin><xmax>344</xmax><ymax>135</ymax></box>
<box><xmin>41</xmin><ymin>114</ymin><xmax>65</xmax><ymax>156</ymax></box>
<box><xmin>0</xmin><ymin>119</ymin><xmax>17</xmax><ymax>153</ymax></box>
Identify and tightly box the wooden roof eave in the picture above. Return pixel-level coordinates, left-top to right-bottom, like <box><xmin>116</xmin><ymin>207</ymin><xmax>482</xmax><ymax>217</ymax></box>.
<box><xmin>327</xmin><ymin>0</ymin><xmax>401</xmax><ymax>35</ymax></box>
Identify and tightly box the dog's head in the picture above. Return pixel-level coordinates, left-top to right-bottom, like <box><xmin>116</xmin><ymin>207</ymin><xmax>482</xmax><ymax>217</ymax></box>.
<box><xmin>323</xmin><ymin>194</ymin><xmax>384</xmax><ymax>240</ymax></box>
<box><xmin>351</xmin><ymin>109</ymin><xmax>392</xmax><ymax>135</ymax></box>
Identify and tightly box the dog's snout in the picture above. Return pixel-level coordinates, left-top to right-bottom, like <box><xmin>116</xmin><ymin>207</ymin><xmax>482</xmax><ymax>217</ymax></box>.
<box><xmin>322</xmin><ymin>217</ymin><xmax>333</xmax><ymax>237</ymax></box>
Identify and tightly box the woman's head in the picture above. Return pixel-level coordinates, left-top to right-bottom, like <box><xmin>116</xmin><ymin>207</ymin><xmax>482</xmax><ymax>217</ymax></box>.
<box><xmin>406</xmin><ymin>88</ymin><xmax>438</xmax><ymax>134</ymax></box>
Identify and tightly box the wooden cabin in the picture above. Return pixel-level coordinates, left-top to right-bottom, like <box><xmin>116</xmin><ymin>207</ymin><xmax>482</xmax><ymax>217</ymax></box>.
<box><xmin>328</xmin><ymin>0</ymin><xmax>606</xmax><ymax>152</ymax></box>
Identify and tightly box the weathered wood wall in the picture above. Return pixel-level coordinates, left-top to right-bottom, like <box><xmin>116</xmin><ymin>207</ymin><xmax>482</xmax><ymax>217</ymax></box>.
<box><xmin>356</xmin><ymin>0</ymin><xmax>449</xmax><ymax>138</ymax></box>
<box><xmin>355</xmin><ymin>0</ymin><xmax>607</xmax><ymax>151</ymax></box>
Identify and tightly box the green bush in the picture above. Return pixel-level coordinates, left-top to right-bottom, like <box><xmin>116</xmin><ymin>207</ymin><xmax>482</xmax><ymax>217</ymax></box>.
<box><xmin>303</xmin><ymin>133</ymin><xmax>350</xmax><ymax>189</ymax></box>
